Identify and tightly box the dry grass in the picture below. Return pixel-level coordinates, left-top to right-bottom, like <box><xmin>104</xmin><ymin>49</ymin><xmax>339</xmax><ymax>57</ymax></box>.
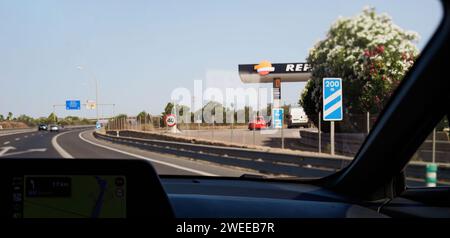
<box><xmin>0</xmin><ymin>121</ymin><xmax>29</xmax><ymax>129</ymax></box>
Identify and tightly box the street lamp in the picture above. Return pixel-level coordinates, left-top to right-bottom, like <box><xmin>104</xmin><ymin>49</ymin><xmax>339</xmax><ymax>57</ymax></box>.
<box><xmin>77</xmin><ymin>65</ymin><xmax>99</xmax><ymax>122</ymax></box>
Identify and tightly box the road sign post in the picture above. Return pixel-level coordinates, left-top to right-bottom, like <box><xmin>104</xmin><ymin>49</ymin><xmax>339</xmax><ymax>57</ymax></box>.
<box><xmin>318</xmin><ymin>112</ymin><xmax>322</xmax><ymax>153</ymax></box>
<box><xmin>426</xmin><ymin>163</ymin><xmax>438</xmax><ymax>187</ymax></box>
<box><xmin>426</xmin><ymin>129</ymin><xmax>438</xmax><ymax>187</ymax></box>
<box><xmin>86</xmin><ymin>100</ymin><xmax>96</xmax><ymax>110</ymax></box>
<box><xmin>272</xmin><ymin>108</ymin><xmax>284</xmax><ymax>149</ymax></box>
<box><xmin>323</xmin><ymin>78</ymin><xmax>343</xmax><ymax>156</ymax></box>
<box><xmin>165</xmin><ymin>114</ymin><xmax>177</xmax><ymax>133</ymax></box>
<box><xmin>432</xmin><ymin>128</ymin><xmax>436</xmax><ymax>163</ymax></box>
<box><xmin>212</xmin><ymin>115</ymin><xmax>215</xmax><ymax>141</ymax></box>
<box><xmin>281</xmin><ymin>122</ymin><xmax>284</xmax><ymax>149</ymax></box>
<box><xmin>252</xmin><ymin>114</ymin><xmax>256</xmax><ymax>145</ymax></box>
<box><xmin>366</xmin><ymin>112</ymin><xmax>370</xmax><ymax>134</ymax></box>
<box><xmin>330</xmin><ymin>121</ymin><xmax>335</xmax><ymax>155</ymax></box>
<box><xmin>272</xmin><ymin>108</ymin><xmax>284</xmax><ymax>129</ymax></box>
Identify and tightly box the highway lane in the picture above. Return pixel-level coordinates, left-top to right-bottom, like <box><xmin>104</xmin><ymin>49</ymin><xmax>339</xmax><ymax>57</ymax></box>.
<box><xmin>0</xmin><ymin>130</ymin><xmax>59</xmax><ymax>158</ymax></box>
<box><xmin>59</xmin><ymin>129</ymin><xmax>249</xmax><ymax>176</ymax></box>
<box><xmin>0</xmin><ymin>127</ymin><xmax>247</xmax><ymax>177</ymax></box>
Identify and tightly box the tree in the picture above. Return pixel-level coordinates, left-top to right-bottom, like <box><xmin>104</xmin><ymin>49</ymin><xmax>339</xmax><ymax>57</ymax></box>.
<box><xmin>163</xmin><ymin>103</ymin><xmax>174</xmax><ymax>116</ymax></box>
<box><xmin>281</xmin><ymin>103</ymin><xmax>291</xmax><ymax>123</ymax></box>
<box><xmin>300</xmin><ymin>7</ymin><xmax>419</xmax><ymax>132</ymax></box>
<box><xmin>174</xmin><ymin>105</ymin><xmax>189</xmax><ymax>117</ymax></box>
<box><xmin>114</xmin><ymin>114</ymin><xmax>128</xmax><ymax>120</ymax></box>
<box><xmin>0</xmin><ymin>114</ymin><xmax>4</xmax><ymax>121</ymax></box>
<box><xmin>7</xmin><ymin>112</ymin><xmax>13</xmax><ymax>121</ymax></box>
<box><xmin>137</xmin><ymin>111</ymin><xmax>148</xmax><ymax>119</ymax></box>
<box><xmin>47</xmin><ymin>113</ymin><xmax>57</xmax><ymax>123</ymax></box>
<box><xmin>137</xmin><ymin>111</ymin><xmax>152</xmax><ymax>123</ymax></box>
<box><xmin>244</xmin><ymin>106</ymin><xmax>253</xmax><ymax>123</ymax></box>
<box><xmin>16</xmin><ymin>114</ymin><xmax>36</xmax><ymax>126</ymax></box>
<box><xmin>59</xmin><ymin>116</ymin><xmax>94</xmax><ymax>125</ymax></box>
<box><xmin>202</xmin><ymin>101</ymin><xmax>227</xmax><ymax>124</ymax></box>
<box><xmin>265</xmin><ymin>103</ymin><xmax>272</xmax><ymax>117</ymax></box>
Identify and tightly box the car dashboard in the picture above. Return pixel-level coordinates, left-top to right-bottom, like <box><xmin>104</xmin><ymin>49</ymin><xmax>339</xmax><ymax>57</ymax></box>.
<box><xmin>161</xmin><ymin>177</ymin><xmax>388</xmax><ymax>218</ymax></box>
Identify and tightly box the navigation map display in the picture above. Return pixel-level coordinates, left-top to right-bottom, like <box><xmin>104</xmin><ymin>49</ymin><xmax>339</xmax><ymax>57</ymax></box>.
<box><xmin>11</xmin><ymin>175</ymin><xmax>126</xmax><ymax>218</ymax></box>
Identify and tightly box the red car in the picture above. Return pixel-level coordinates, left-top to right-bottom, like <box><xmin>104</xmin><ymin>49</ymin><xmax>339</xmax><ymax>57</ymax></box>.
<box><xmin>248</xmin><ymin>116</ymin><xmax>267</xmax><ymax>130</ymax></box>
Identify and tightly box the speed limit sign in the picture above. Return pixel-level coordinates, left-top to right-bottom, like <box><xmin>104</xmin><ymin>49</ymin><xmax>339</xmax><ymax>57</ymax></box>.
<box><xmin>165</xmin><ymin>114</ymin><xmax>177</xmax><ymax>127</ymax></box>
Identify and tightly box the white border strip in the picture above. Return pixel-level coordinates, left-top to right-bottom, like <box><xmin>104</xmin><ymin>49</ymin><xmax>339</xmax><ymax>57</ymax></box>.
<box><xmin>78</xmin><ymin>130</ymin><xmax>218</xmax><ymax>176</ymax></box>
<box><xmin>51</xmin><ymin>130</ymin><xmax>74</xmax><ymax>159</ymax></box>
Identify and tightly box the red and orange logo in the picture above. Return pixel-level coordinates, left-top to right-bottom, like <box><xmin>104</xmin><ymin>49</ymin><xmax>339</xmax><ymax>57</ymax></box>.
<box><xmin>254</xmin><ymin>60</ymin><xmax>275</xmax><ymax>76</ymax></box>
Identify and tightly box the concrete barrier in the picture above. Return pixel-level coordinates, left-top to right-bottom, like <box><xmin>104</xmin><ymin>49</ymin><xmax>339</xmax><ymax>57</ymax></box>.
<box><xmin>299</xmin><ymin>130</ymin><xmax>365</xmax><ymax>155</ymax></box>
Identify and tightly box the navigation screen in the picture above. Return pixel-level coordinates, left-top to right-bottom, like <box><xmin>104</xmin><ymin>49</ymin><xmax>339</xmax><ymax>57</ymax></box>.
<box><xmin>11</xmin><ymin>175</ymin><xmax>126</xmax><ymax>218</ymax></box>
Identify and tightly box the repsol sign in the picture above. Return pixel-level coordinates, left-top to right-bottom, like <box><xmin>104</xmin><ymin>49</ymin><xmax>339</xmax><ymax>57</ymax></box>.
<box><xmin>284</xmin><ymin>63</ymin><xmax>311</xmax><ymax>73</ymax></box>
<box><xmin>239</xmin><ymin>62</ymin><xmax>312</xmax><ymax>75</ymax></box>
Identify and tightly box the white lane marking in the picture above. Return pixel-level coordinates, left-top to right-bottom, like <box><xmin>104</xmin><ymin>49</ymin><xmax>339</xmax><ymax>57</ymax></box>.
<box><xmin>78</xmin><ymin>130</ymin><xmax>218</xmax><ymax>176</ymax></box>
<box><xmin>0</xmin><ymin>146</ymin><xmax>16</xmax><ymax>156</ymax></box>
<box><xmin>0</xmin><ymin>148</ymin><xmax>47</xmax><ymax>157</ymax></box>
<box><xmin>14</xmin><ymin>138</ymin><xmax>20</xmax><ymax>141</ymax></box>
<box><xmin>31</xmin><ymin>134</ymin><xmax>35</xmax><ymax>136</ymax></box>
<box><xmin>24</xmin><ymin>135</ymin><xmax>28</xmax><ymax>138</ymax></box>
<box><xmin>3</xmin><ymin>141</ymin><xmax>10</xmax><ymax>145</ymax></box>
<box><xmin>51</xmin><ymin>131</ymin><xmax>74</xmax><ymax>159</ymax></box>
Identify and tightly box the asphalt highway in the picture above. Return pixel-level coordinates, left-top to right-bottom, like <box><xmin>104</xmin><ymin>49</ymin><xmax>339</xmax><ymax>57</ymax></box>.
<box><xmin>0</xmin><ymin>128</ymin><xmax>246</xmax><ymax>177</ymax></box>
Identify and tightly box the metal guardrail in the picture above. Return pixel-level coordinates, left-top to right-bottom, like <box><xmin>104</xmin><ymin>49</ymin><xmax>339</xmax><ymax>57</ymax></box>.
<box><xmin>93</xmin><ymin>131</ymin><xmax>450</xmax><ymax>182</ymax></box>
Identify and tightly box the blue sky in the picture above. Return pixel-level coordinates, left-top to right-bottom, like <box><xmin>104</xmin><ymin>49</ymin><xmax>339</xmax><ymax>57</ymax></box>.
<box><xmin>0</xmin><ymin>0</ymin><xmax>442</xmax><ymax>118</ymax></box>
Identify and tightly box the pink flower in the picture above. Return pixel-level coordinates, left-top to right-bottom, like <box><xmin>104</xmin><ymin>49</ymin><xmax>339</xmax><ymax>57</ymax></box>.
<box><xmin>364</xmin><ymin>50</ymin><xmax>370</xmax><ymax>57</ymax></box>
<box><xmin>401</xmin><ymin>52</ymin><xmax>407</xmax><ymax>60</ymax></box>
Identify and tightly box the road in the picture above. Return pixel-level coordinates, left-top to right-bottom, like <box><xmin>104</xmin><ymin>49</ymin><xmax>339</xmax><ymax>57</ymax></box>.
<box><xmin>0</xmin><ymin>128</ymin><xmax>246</xmax><ymax>177</ymax></box>
<box><xmin>0</xmin><ymin>127</ymin><xmax>434</xmax><ymax>186</ymax></box>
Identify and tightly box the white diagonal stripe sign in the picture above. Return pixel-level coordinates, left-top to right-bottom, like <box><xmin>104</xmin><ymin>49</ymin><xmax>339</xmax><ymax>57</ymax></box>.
<box><xmin>324</xmin><ymin>100</ymin><xmax>342</xmax><ymax>117</ymax></box>
<box><xmin>323</xmin><ymin>78</ymin><xmax>343</xmax><ymax>121</ymax></box>
<box><xmin>324</xmin><ymin>89</ymin><xmax>342</xmax><ymax>106</ymax></box>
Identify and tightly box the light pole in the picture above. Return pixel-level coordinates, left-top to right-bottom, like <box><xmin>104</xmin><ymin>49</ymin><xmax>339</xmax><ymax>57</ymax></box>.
<box><xmin>77</xmin><ymin>66</ymin><xmax>99</xmax><ymax>122</ymax></box>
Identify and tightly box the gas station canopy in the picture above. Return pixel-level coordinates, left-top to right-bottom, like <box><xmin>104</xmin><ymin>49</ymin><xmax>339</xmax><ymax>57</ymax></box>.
<box><xmin>238</xmin><ymin>62</ymin><xmax>312</xmax><ymax>83</ymax></box>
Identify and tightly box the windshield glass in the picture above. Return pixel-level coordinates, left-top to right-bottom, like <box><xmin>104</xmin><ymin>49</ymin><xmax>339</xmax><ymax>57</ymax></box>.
<box><xmin>0</xmin><ymin>0</ymin><xmax>442</xmax><ymax>180</ymax></box>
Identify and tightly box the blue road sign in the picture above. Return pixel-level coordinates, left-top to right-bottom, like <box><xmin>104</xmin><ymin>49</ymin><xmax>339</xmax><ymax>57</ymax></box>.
<box><xmin>66</xmin><ymin>100</ymin><xmax>81</xmax><ymax>110</ymax></box>
<box><xmin>96</xmin><ymin>121</ymin><xmax>101</xmax><ymax>130</ymax></box>
<box><xmin>272</xmin><ymin>108</ymin><xmax>284</xmax><ymax>129</ymax></box>
<box><xmin>323</xmin><ymin>78</ymin><xmax>343</xmax><ymax>121</ymax></box>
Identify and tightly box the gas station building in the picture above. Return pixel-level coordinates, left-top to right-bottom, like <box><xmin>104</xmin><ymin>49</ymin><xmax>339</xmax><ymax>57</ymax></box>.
<box><xmin>238</xmin><ymin>61</ymin><xmax>312</xmax><ymax>125</ymax></box>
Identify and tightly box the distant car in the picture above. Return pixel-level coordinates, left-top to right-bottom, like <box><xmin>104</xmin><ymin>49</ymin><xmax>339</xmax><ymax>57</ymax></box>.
<box><xmin>248</xmin><ymin>116</ymin><xmax>267</xmax><ymax>130</ymax></box>
<box><xmin>38</xmin><ymin>124</ymin><xmax>48</xmax><ymax>131</ymax></box>
<box><xmin>48</xmin><ymin>124</ymin><xmax>59</xmax><ymax>132</ymax></box>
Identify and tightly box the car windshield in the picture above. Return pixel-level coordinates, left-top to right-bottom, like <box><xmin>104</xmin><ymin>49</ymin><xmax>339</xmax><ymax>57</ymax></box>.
<box><xmin>0</xmin><ymin>1</ymin><xmax>443</xmax><ymax>183</ymax></box>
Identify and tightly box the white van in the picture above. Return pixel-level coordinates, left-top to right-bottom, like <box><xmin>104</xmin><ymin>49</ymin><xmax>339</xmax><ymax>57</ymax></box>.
<box><xmin>287</xmin><ymin>107</ymin><xmax>309</xmax><ymax>128</ymax></box>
